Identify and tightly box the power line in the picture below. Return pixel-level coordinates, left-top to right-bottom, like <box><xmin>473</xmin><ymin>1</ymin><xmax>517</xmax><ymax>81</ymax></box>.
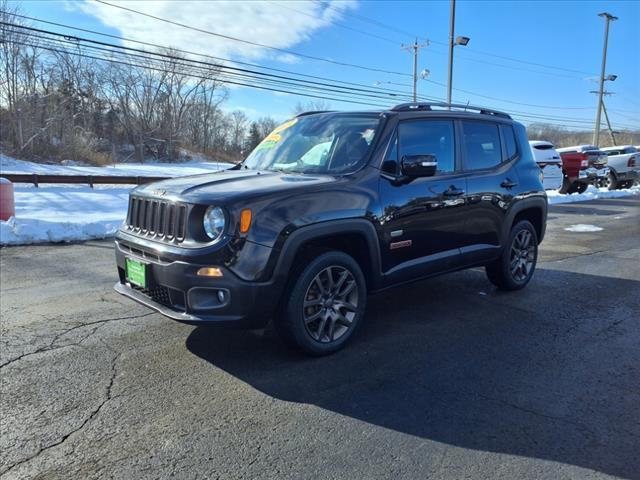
<box><xmin>10</xmin><ymin>37</ymin><xmax>393</xmax><ymax>109</ymax></box>
<box><xmin>11</xmin><ymin>11</ymin><xmax>628</xmax><ymax>120</ymax></box>
<box><xmin>4</xmin><ymin>20</ymin><xmax>637</xmax><ymax>131</ymax></box>
<box><xmin>317</xmin><ymin>0</ymin><xmax>596</xmax><ymax>77</ymax></box>
<box><xmin>3</xmin><ymin>27</ymin><xmax>403</xmax><ymax>109</ymax></box>
<box><xmin>2</xmin><ymin>23</ymin><xmax>413</xmax><ymax>104</ymax></box>
<box><xmin>266</xmin><ymin>1</ymin><xmax>399</xmax><ymax>46</ymax></box>
<box><xmin>5</xmin><ymin>12</ymin><xmax>417</xmax><ymax>99</ymax></box>
<box><xmin>92</xmin><ymin>0</ymin><xmax>411</xmax><ymax>77</ymax></box>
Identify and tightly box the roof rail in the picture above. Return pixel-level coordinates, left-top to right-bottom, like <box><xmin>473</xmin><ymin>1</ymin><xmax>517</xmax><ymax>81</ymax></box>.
<box><xmin>294</xmin><ymin>110</ymin><xmax>334</xmax><ymax>118</ymax></box>
<box><xmin>391</xmin><ymin>102</ymin><xmax>511</xmax><ymax>119</ymax></box>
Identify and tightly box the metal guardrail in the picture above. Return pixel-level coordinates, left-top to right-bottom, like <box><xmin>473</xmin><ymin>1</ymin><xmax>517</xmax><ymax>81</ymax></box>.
<box><xmin>0</xmin><ymin>173</ymin><xmax>170</xmax><ymax>187</ymax></box>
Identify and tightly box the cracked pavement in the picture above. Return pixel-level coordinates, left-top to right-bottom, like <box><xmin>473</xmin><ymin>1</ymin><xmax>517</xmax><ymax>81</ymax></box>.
<box><xmin>1</xmin><ymin>196</ymin><xmax>639</xmax><ymax>479</ymax></box>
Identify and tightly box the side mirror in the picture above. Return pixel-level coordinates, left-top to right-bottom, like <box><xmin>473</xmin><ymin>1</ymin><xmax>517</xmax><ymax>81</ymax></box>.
<box><xmin>401</xmin><ymin>154</ymin><xmax>437</xmax><ymax>178</ymax></box>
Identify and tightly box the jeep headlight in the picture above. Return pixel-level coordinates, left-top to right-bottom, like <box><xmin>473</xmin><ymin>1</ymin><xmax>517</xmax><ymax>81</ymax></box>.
<box><xmin>203</xmin><ymin>206</ymin><xmax>225</xmax><ymax>241</ymax></box>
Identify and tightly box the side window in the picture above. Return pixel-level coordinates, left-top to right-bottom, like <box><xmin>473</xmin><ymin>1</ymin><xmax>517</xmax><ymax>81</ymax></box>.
<box><xmin>462</xmin><ymin>121</ymin><xmax>502</xmax><ymax>170</ymax></box>
<box><xmin>398</xmin><ymin>120</ymin><xmax>455</xmax><ymax>174</ymax></box>
<box><xmin>500</xmin><ymin>124</ymin><xmax>518</xmax><ymax>161</ymax></box>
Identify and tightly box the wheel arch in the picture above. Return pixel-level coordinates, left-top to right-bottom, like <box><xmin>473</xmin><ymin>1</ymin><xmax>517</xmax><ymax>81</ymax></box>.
<box><xmin>270</xmin><ymin>219</ymin><xmax>382</xmax><ymax>291</ymax></box>
<box><xmin>502</xmin><ymin>197</ymin><xmax>548</xmax><ymax>245</ymax></box>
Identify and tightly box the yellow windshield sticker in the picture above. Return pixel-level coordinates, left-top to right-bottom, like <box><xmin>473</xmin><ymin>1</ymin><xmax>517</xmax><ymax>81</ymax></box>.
<box><xmin>255</xmin><ymin>118</ymin><xmax>297</xmax><ymax>151</ymax></box>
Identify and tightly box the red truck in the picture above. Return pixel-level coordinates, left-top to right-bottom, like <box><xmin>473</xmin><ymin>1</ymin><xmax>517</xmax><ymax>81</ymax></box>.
<box><xmin>555</xmin><ymin>145</ymin><xmax>609</xmax><ymax>194</ymax></box>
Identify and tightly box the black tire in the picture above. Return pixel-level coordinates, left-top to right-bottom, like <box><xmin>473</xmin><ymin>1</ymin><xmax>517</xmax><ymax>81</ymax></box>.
<box><xmin>576</xmin><ymin>182</ymin><xmax>588</xmax><ymax>194</ymax></box>
<box><xmin>559</xmin><ymin>175</ymin><xmax>571</xmax><ymax>194</ymax></box>
<box><xmin>604</xmin><ymin>170</ymin><xmax>618</xmax><ymax>190</ymax></box>
<box><xmin>486</xmin><ymin>220</ymin><xmax>538</xmax><ymax>291</ymax></box>
<box><xmin>275</xmin><ymin>251</ymin><xmax>367</xmax><ymax>355</ymax></box>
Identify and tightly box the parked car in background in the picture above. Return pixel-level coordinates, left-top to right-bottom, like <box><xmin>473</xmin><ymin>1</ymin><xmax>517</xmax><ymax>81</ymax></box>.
<box><xmin>529</xmin><ymin>140</ymin><xmax>563</xmax><ymax>190</ymax></box>
<box><xmin>598</xmin><ymin>146</ymin><xmax>639</xmax><ymax>190</ymax></box>
<box><xmin>556</xmin><ymin>145</ymin><xmax>609</xmax><ymax>194</ymax></box>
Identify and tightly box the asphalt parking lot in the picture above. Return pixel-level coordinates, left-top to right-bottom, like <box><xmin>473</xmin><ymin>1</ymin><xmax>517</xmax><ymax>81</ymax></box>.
<box><xmin>1</xmin><ymin>196</ymin><xmax>639</xmax><ymax>480</ymax></box>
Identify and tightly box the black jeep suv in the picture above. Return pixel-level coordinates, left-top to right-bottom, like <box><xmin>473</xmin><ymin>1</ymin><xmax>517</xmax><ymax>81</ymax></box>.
<box><xmin>115</xmin><ymin>103</ymin><xmax>547</xmax><ymax>355</ymax></box>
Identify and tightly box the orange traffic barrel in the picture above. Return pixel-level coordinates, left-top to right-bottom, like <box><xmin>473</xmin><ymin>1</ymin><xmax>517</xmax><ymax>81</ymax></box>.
<box><xmin>0</xmin><ymin>178</ymin><xmax>15</xmax><ymax>221</ymax></box>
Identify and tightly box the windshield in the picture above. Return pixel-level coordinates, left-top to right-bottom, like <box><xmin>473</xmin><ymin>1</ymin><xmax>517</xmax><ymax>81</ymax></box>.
<box><xmin>242</xmin><ymin>114</ymin><xmax>381</xmax><ymax>174</ymax></box>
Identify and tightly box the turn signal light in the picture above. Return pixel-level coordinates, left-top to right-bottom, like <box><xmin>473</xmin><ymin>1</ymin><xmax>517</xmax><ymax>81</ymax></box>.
<box><xmin>240</xmin><ymin>209</ymin><xmax>252</xmax><ymax>233</ymax></box>
<box><xmin>197</xmin><ymin>267</ymin><xmax>223</xmax><ymax>277</ymax></box>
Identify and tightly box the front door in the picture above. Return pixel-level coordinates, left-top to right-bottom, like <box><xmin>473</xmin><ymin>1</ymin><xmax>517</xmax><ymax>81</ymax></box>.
<box><xmin>379</xmin><ymin>119</ymin><xmax>469</xmax><ymax>283</ymax></box>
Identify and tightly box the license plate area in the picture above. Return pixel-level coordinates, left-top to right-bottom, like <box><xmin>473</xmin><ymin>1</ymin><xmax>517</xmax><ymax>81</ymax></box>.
<box><xmin>125</xmin><ymin>258</ymin><xmax>149</xmax><ymax>288</ymax></box>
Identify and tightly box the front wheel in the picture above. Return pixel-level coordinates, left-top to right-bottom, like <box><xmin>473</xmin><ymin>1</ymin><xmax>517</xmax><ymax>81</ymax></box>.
<box><xmin>275</xmin><ymin>251</ymin><xmax>367</xmax><ymax>355</ymax></box>
<box><xmin>603</xmin><ymin>171</ymin><xmax>618</xmax><ymax>190</ymax></box>
<box><xmin>486</xmin><ymin>220</ymin><xmax>538</xmax><ymax>291</ymax></box>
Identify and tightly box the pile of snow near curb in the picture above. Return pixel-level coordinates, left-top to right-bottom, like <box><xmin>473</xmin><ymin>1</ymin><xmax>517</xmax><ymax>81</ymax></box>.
<box><xmin>1</xmin><ymin>186</ymin><xmax>131</xmax><ymax>245</ymax></box>
<box><xmin>547</xmin><ymin>184</ymin><xmax>640</xmax><ymax>205</ymax></box>
<box><xmin>1</xmin><ymin>155</ymin><xmax>232</xmax><ymax>246</ymax></box>
<box><xmin>1</xmin><ymin>154</ymin><xmax>230</xmax><ymax>177</ymax></box>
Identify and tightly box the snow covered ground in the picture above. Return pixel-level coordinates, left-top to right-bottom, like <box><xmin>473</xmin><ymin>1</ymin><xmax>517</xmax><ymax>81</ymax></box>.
<box><xmin>1</xmin><ymin>153</ymin><xmax>230</xmax><ymax>177</ymax></box>
<box><xmin>1</xmin><ymin>155</ymin><xmax>639</xmax><ymax>245</ymax></box>
<box><xmin>1</xmin><ymin>155</ymin><xmax>232</xmax><ymax>245</ymax></box>
<box><xmin>547</xmin><ymin>185</ymin><xmax>640</xmax><ymax>205</ymax></box>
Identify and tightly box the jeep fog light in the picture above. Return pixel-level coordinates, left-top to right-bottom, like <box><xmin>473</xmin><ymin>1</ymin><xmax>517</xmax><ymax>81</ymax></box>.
<box><xmin>203</xmin><ymin>206</ymin><xmax>225</xmax><ymax>240</ymax></box>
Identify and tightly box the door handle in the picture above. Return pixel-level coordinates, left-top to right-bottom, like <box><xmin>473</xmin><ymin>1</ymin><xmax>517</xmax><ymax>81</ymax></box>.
<box><xmin>443</xmin><ymin>186</ymin><xmax>465</xmax><ymax>197</ymax></box>
<box><xmin>501</xmin><ymin>178</ymin><xmax>518</xmax><ymax>189</ymax></box>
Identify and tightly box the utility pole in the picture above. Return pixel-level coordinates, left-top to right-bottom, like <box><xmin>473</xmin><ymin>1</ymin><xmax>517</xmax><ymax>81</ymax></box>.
<box><xmin>447</xmin><ymin>0</ymin><xmax>456</xmax><ymax>105</ymax></box>
<box><xmin>601</xmin><ymin>100</ymin><xmax>617</xmax><ymax>146</ymax></box>
<box><xmin>401</xmin><ymin>38</ymin><xmax>429</xmax><ymax>102</ymax></box>
<box><xmin>593</xmin><ymin>12</ymin><xmax>617</xmax><ymax>146</ymax></box>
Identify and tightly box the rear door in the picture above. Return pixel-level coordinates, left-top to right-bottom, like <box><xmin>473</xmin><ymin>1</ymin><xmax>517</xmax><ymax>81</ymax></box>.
<box><xmin>462</xmin><ymin>121</ymin><xmax>520</xmax><ymax>263</ymax></box>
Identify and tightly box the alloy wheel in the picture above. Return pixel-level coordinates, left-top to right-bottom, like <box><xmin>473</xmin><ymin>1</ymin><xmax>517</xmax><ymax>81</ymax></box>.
<box><xmin>303</xmin><ymin>266</ymin><xmax>358</xmax><ymax>343</ymax></box>
<box><xmin>510</xmin><ymin>230</ymin><xmax>536</xmax><ymax>282</ymax></box>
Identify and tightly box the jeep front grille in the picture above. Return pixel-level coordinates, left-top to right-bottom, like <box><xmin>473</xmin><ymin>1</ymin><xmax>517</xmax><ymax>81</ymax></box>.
<box><xmin>126</xmin><ymin>196</ymin><xmax>187</xmax><ymax>242</ymax></box>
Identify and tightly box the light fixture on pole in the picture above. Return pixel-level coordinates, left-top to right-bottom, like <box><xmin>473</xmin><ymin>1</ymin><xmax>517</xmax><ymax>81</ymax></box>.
<box><xmin>446</xmin><ymin>0</ymin><xmax>470</xmax><ymax>106</ymax></box>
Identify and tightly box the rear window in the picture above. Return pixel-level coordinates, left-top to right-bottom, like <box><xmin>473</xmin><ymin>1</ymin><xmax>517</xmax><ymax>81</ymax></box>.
<box><xmin>582</xmin><ymin>145</ymin><xmax>599</xmax><ymax>151</ymax></box>
<box><xmin>462</xmin><ymin>121</ymin><xmax>502</xmax><ymax>170</ymax></box>
<box><xmin>533</xmin><ymin>144</ymin><xmax>554</xmax><ymax>150</ymax></box>
<box><xmin>501</xmin><ymin>125</ymin><xmax>517</xmax><ymax>161</ymax></box>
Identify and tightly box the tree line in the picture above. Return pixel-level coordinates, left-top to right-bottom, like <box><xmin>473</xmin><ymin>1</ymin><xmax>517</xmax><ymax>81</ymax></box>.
<box><xmin>0</xmin><ymin>2</ymin><xmax>286</xmax><ymax>165</ymax></box>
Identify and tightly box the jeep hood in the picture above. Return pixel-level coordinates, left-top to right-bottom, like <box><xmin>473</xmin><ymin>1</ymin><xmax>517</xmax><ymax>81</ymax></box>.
<box><xmin>133</xmin><ymin>169</ymin><xmax>336</xmax><ymax>203</ymax></box>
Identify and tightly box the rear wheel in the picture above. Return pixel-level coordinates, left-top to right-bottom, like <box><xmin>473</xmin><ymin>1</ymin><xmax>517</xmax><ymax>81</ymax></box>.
<box><xmin>275</xmin><ymin>251</ymin><xmax>367</xmax><ymax>355</ymax></box>
<box><xmin>576</xmin><ymin>182</ymin><xmax>588</xmax><ymax>194</ymax></box>
<box><xmin>486</xmin><ymin>220</ymin><xmax>538</xmax><ymax>291</ymax></box>
<box><xmin>559</xmin><ymin>175</ymin><xmax>572</xmax><ymax>194</ymax></box>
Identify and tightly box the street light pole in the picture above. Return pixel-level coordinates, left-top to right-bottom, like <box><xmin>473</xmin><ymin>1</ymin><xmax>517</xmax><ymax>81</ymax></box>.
<box><xmin>593</xmin><ymin>12</ymin><xmax>617</xmax><ymax>146</ymax></box>
<box><xmin>446</xmin><ymin>0</ymin><xmax>456</xmax><ymax>105</ymax></box>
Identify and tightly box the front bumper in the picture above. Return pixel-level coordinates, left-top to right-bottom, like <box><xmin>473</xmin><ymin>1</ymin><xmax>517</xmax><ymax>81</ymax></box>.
<box><xmin>114</xmin><ymin>239</ymin><xmax>280</xmax><ymax>328</ymax></box>
<box><xmin>578</xmin><ymin>166</ymin><xmax>609</xmax><ymax>181</ymax></box>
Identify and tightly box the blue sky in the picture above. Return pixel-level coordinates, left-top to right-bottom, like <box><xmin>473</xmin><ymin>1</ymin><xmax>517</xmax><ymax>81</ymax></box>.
<box><xmin>19</xmin><ymin>0</ymin><xmax>640</xmax><ymax>130</ymax></box>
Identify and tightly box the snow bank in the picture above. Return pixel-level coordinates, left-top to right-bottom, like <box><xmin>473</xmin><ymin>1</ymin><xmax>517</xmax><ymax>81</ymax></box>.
<box><xmin>0</xmin><ymin>154</ymin><xmax>231</xmax><ymax>177</ymax></box>
<box><xmin>1</xmin><ymin>185</ymin><xmax>130</xmax><ymax>245</ymax></box>
<box><xmin>547</xmin><ymin>184</ymin><xmax>640</xmax><ymax>204</ymax></box>
<box><xmin>0</xmin><ymin>153</ymin><xmax>234</xmax><ymax>246</ymax></box>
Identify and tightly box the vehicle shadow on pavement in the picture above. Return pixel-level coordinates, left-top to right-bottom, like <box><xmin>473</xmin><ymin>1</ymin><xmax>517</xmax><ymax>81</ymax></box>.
<box><xmin>186</xmin><ymin>268</ymin><xmax>639</xmax><ymax>479</ymax></box>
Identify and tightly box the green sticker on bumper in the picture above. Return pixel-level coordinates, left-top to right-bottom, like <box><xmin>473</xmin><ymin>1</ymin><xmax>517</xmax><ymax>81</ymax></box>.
<box><xmin>126</xmin><ymin>258</ymin><xmax>146</xmax><ymax>288</ymax></box>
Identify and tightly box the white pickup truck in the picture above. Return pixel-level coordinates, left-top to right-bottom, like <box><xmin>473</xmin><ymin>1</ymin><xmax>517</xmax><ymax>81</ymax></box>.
<box><xmin>599</xmin><ymin>146</ymin><xmax>639</xmax><ymax>190</ymax></box>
